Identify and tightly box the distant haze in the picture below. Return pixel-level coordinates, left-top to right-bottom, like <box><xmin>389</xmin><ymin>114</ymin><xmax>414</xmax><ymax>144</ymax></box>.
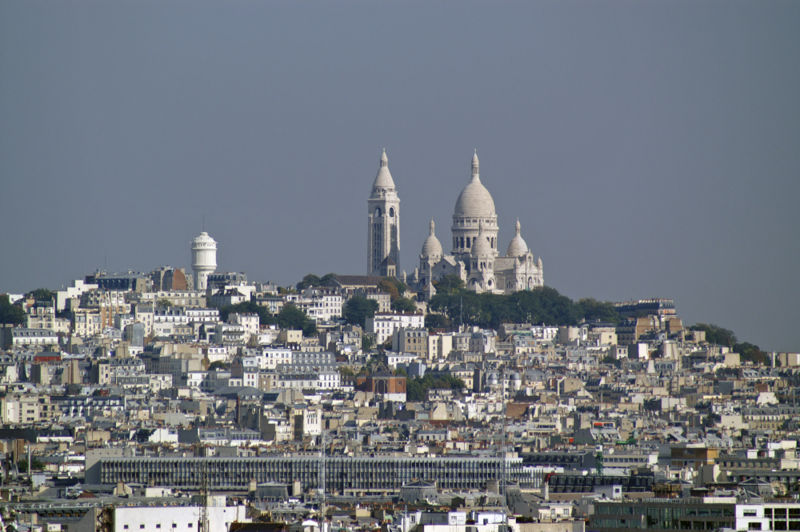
<box><xmin>1</xmin><ymin>1</ymin><xmax>798</xmax><ymax>351</ymax></box>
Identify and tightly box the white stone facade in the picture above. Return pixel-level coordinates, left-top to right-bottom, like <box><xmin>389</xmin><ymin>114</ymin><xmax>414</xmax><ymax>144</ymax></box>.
<box><xmin>191</xmin><ymin>231</ymin><xmax>217</xmax><ymax>290</ymax></box>
<box><xmin>367</xmin><ymin>149</ymin><xmax>400</xmax><ymax>277</ymax></box>
<box><xmin>367</xmin><ymin>312</ymin><xmax>425</xmax><ymax>345</ymax></box>
<box><xmin>414</xmin><ymin>152</ymin><xmax>544</xmax><ymax>296</ymax></box>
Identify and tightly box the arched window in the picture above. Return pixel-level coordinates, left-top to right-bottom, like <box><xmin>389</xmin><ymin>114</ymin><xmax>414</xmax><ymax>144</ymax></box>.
<box><xmin>389</xmin><ymin>207</ymin><xmax>395</xmax><ymax>217</ymax></box>
<box><xmin>375</xmin><ymin>207</ymin><xmax>382</xmax><ymax>217</ymax></box>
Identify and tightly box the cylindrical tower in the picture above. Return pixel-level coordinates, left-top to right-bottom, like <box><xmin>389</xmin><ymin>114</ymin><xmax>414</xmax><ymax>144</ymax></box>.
<box><xmin>191</xmin><ymin>231</ymin><xmax>217</xmax><ymax>290</ymax></box>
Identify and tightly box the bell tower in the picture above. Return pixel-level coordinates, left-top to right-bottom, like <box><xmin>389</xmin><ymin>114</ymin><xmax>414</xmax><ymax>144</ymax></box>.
<box><xmin>367</xmin><ymin>149</ymin><xmax>400</xmax><ymax>277</ymax></box>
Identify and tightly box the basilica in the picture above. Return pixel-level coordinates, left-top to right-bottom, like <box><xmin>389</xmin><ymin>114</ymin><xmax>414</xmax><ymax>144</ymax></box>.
<box><xmin>367</xmin><ymin>149</ymin><xmax>544</xmax><ymax>299</ymax></box>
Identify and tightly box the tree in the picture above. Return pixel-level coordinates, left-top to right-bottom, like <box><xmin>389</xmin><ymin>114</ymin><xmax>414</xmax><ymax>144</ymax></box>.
<box><xmin>429</xmin><ymin>286</ymin><xmax>582</xmax><ymax>329</ymax></box>
<box><xmin>734</xmin><ymin>342</ymin><xmax>768</xmax><ymax>365</ymax></box>
<box><xmin>361</xmin><ymin>335</ymin><xmax>374</xmax><ymax>352</ymax></box>
<box><xmin>378</xmin><ymin>277</ymin><xmax>408</xmax><ymax>301</ymax></box>
<box><xmin>26</xmin><ymin>288</ymin><xmax>54</xmax><ymax>302</ymax></box>
<box><xmin>296</xmin><ymin>274</ymin><xmax>321</xmax><ymax>290</ymax></box>
<box><xmin>277</xmin><ymin>303</ymin><xmax>316</xmax><ymax>336</ymax></box>
<box><xmin>391</xmin><ymin>297</ymin><xmax>417</xmax><ymax>313</ymax></box>
<box><xmin>296</xmin><ymin>273</ymin><xmax>337</xmax><ymax>290</ymax></box>
<box><xmin>691</xmin><ymin>323</ymin><xmax>737</xmax><ymax>347</ymax></box>
<box><xmin>0</xmin><ymin>295</ymin><xmax>26</xmax><ymax>325</ymax></box>
<box><xmin>343</xmin><ymin>296</ymin><xmax>378</xmax><ymax>326</ymax></box>
<box><xmin>425</xmin><ymin>313</ymin><xmax>451</xmax><ymax>330</ymax></box>
<box><xmin>406</xmin><ymin>373</ymin><xmax>465</xmax><ymax>401</ymax></box>
<box><xmin>218</xmin><ymin>301</ymin><xmax>276</xmax><ymax>326</ymax></box>
<box><xmin>433</xmin><ymin>274</ymin><xmax>465</xmax><ymax>296</ymax></box>
<box><xmin>576</xmin><ymin>298</ymin><xmax>622</xmax><ymax>324</ymax></box>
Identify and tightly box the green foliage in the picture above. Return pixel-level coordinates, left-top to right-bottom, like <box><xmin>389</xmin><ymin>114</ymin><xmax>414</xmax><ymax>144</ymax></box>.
<box><xmin>277</xmin><ymin>303</ymin><xmax>316</xmax><ymax>336</ymax></box>
<box><xmin>343</xmin><ymin>296</ymin><xmax>379</xmax><ymax>326</ymax></box>
<box><xmin>218</xmin><ymin>301</ymin><xmax>276</xmax><ymax>326</ymax></box>
<box><xmin>576</xmin><ymin>298</ymin><xmax>622</xmax><ymax>324</ymax></box>
<box><xmin>406</xmin><ymin>373</ymin><xmax>465</xmax><ymax>401</ymax></box>
<box><xmin>391</xmin><ymin>297</ymin><xmax>417</xmax><ymax>313</ymax></box>
<box><xmin>296</xmin><ymin>273</ymin><xmax>337</xmax><ymax>290</ymax></box>
<box><xmin>691</xmin><ymin>323</ymin><xmax>737</xmax><ymax>347</ymax></box>
<box><xmin>361</xmin><ymin>335</ymin><xmax>374</xmax><ymax>352</ymax></box>
<box><xmin>377</xmin><ymin>277</ymin><xmax>408</xmax><ymax>301</ymax></box>
<box><xmin>691</xmin><ymin>324</ymin><xmax>768</xmax><ymax>365</ymax></box>
<box><xmin>429</xmin><ymin>286</ymin><xmax>582</xmax><ymax>329</ymax></box>
<box><xmin>296</xmin><ymin>274</ymin><xmax>321</xmax><ymax>290</ymax></box>
<box><xmin>734</xmin><ymin>342</ymin><xmax>768</xmax><ymax>365</ymax></box>
<box><xmin>0</xmin><ymin>295</ymin><xmax>26</xmax><ymax>325</ymax></box>
<box><xmin>26</xmin><ymin>288</ymin><xmax>54</xmax><ymax>302</ymax></box>
<box><xmin>157</xmin><ymin>298</ymin><xmax>173</xmax><ymax>308</ymax></box>
<box><xmin>433</xmin><ymin>274</ymin><xmax>465</xmax><ymax>296</ymax></box>
<box><xmin>208</xmin><ymin>361</ymin><xmax>230</xmax><ymax>371</ymax></box>
<box><xmin>17</xmin><ymin>458</ymin><xmax>44</xmax><ymax>472</ymax></box>
<box><xmin>425</xmin><ymin>313</ymin><xmax>451</xmax><ymax>330</ymax></box>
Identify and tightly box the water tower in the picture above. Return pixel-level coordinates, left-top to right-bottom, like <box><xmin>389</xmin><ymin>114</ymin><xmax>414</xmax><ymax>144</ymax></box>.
<box><xmin>191</xmin><ymin>231</ymin><xmax>217</xmax><ymax>290</ymax></box>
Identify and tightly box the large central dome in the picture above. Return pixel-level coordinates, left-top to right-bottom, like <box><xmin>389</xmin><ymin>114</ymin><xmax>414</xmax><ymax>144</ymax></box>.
<box><xmin>453</xmin><ymin>151</ymin><xmax>496</xmax><ymax>218</ymax></box>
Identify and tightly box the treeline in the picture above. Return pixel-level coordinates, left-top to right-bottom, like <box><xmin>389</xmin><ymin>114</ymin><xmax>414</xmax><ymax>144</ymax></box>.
<box><xmin>0</xmin><ymin>289</ymin><xmax>56</xmax><ymax>326</ymax></box>
<box><xmin>216</xmin><ymin>301</ymin><xmax>317</xmax><ymax>337</ymax></box>
<box><xmin>0</xmin><ymin>295</ymin><xmax>26</xmax><ymax>325</ymax></box>
<box><xmin>689</xmin><ymin>323</ymin><xmax>768</xmax><ymax>364</ymax></box>
<box><xmin>428</xmin><ymin>276</ymin><xmax>621</xmax><ymax>330</ymax></box>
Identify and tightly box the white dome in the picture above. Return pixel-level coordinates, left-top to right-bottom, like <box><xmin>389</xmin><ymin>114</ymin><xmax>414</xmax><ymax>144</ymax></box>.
<box><xmin>371</xmin><ymin>148</ymin><xmax>396</xmax><ymax>192</ymax></box>
<box><xmin>506</xmin><ymin>219</ymin><xmax>529</xmax><ymax>257</ymax></box>
<box><xmin>192</xmin><ymin>231</ymin><xmax>216</xmax><ymax>246</ymax></box>
<box><xmin>421</xmin><ymin>219</ymin><xmax>443</xmax><ymax>258</ymax></box>
<box><xmin>453</xmin><ymin>151</ymin><xmax>496</xmax><ymax>218</ymax></box>
<box><xmin>472</xmin><ymin>222</ymin><xmax>493</xmax><ymax>257</ymax></box>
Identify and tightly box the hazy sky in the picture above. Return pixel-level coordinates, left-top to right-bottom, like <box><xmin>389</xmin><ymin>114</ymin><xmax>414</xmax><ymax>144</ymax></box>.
<box><xmin>1</xmin><ymin>0</ymin><xmax>798</xmax><ymax>351</ymax></box>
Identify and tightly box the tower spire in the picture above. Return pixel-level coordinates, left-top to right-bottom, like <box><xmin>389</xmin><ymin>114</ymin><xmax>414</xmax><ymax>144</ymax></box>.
<box><xmin>471</xmin><ymin>149</ymin><xmax>480</xmax><ymax>180</ymax></box>
<box><xmin>380</xmin><ymin>147</ymin><xmax>388</xmax><ymax>168</ymax></box>
<box><xmin>429</xmin><ymin>219</ymin><xmax>436</xmax><ymax>236</ymax></box>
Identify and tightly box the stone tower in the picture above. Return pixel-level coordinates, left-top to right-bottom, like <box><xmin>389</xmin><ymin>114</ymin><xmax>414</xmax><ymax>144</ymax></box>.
<box><xmin>191</xmin><ymin>231</ymin><xmax>217</xmax><ymax>291</ymax></box>
<box><xmin>367</xmin><ymin>149</ymin><xmax>400</xmax><ymax>277</ymax></box>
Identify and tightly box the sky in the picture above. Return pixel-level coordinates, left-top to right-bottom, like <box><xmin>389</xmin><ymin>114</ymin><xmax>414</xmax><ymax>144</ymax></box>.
<box><xmin>1</xmin><ymin>0</ymin><xmax>799</xmax><ymax>351</ymax></box>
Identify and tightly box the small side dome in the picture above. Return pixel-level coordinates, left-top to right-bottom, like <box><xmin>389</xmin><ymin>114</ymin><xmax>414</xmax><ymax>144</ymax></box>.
<box><xmin>421</xmin><ymin>219</ymin><xmax>443</xmax><ymax>258</ymax></box>
<box><xmin>506</xmin><ymin>219</ymin><xmax>529</xmax><ymax>257</ymax></box>
<box><xmin>472</xmin><ymin>221</ymin><xmax>493</xmax><ymax>257</ymax></box>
